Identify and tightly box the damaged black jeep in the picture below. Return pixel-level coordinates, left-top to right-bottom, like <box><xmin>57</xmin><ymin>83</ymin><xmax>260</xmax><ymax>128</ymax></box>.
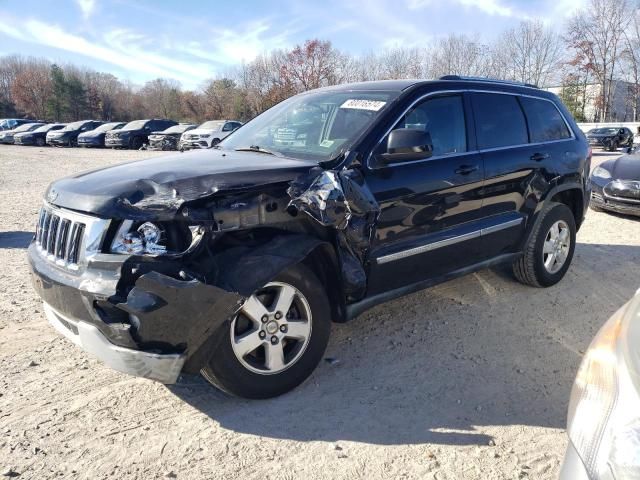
<box><xmin>28</xmin><ymin>77</ymin><xmax>590</xmax><ymax>399</ymax></box>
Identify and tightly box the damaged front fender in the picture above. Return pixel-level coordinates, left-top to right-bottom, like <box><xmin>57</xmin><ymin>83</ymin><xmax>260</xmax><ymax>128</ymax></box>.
<box><xmin>287</xmin><ymin>167</ymin><xmax>379</xmax><ymax>300</ymax></box>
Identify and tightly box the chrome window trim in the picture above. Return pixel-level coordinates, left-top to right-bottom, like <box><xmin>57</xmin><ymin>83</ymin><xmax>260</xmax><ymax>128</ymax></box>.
<box><xmin>367</xmin><ymin>88</ymin><xmax>576</xmax><ymax>170</ymax></box>
<box><xmin>375</xmin><ymin>217</ymin><xmax>523</xmax><ymax>264</ymax></box>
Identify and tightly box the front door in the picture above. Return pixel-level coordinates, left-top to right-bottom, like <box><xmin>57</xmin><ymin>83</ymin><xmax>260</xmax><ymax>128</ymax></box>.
<box><xmin>364</xmin><ymin>92</ymin><xmax>486</xmax><ymax>295</ymax></box>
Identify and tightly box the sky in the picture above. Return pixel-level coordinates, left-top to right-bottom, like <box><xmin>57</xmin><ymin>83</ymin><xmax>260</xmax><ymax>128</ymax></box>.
<box><xmin>0</xmin><ymin>0</ymin><xmax>588</xmax><ymax>90</ymax></box>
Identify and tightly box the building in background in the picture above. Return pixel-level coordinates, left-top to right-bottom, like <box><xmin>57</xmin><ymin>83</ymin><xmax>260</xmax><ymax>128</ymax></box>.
<box><xmin>546</xmin><ymin>80</ymin><xmax>640</xmax><ymax>123</ymax></box>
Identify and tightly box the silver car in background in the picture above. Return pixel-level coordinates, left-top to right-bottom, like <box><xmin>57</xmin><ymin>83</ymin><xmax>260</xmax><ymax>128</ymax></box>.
<box><xmin>561</xmin><ymin>289</ymin><xmax>640</xmax><ymax>479</ymax></box>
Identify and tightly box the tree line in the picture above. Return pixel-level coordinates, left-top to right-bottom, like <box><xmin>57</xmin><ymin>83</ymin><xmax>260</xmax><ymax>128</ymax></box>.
<box><xmin>1</xmin><ymin>0</ymin><xmax>638</xmax><ymax>124</ymax></box>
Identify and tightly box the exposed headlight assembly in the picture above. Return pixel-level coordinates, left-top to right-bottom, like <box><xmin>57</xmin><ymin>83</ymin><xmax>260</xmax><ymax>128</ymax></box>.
<box><xmin>566</xmin><ymin>293</ymin><xmax>640</xmax><ymax>479</ymax></box>
<box><xmin>593</xmin><ymin>166</ymin><xmax>612</xmax><ymax>179</ymax></box>
<box><xmin>111</xmin><ymin>221</ymin><xmax>204</xmax><ymax>256</ymax></box>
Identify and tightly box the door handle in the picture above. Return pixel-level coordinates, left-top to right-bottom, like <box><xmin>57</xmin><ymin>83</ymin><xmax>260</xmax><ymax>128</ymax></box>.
<box><xmin>530</xmin><ymin>152</ymin><xmax>550</xmax><ymax>162</ymax></box>
<box><xmin>454</xmin><ymin>164</ymin><xmax>479</xmax><ymax>175</ymax></box>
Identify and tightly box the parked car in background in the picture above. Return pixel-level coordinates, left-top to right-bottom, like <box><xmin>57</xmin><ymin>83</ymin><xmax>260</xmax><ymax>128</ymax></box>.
<box><xmin>179</xmin><ymin>120</ymin><xmax>242</xmax><ymax>150</ymax></box>
<box><xmin>28</xmin><ymin>77</ymin><xmax>590</xmax><ymax>399</ymax></box>
<box><xmin>560</xmin><ymin>289</ymin><xmax>640</xmax><ymax>480</ymax></box>
<box><xmin>78</xmin><ymin>122</ymin><xmax>126</xmax><ymax>148</ymax></box>
<box><xmin>0</xmin><ymin>122</ymin><xmax>44</xmax><ymax>144</ymax></box>
<box><xmin>0</xmin><ymin>118</ymin><xmax>36</xmax><ymax>131</ymax></box>
<box><xmin>46</xmin><ymin>120</ymin><xmax>104</xmax><ymax>147</ymax></box>
<box><xmin>14</xmin><ymin>123</ymin><xmax>66</xmax><ymax>146</ymax></box>
<box><xmin>105</xmin><ymin>119</ymin><xmax>177</xmax><ymax>149</ymax></box>
<box><xmin>586</xmin><ymin>127</ymin><xmax>634</xmax><ymax>151</ymax></box>
<box><xmin>148</xmin><ymin>123</ymin><xmax>196</xmax><ymax>150</ymax></box>
<box><xmin>590</xmin><ymin>152</ymin><xmax>640</xmax><ymax>217</ymax></box>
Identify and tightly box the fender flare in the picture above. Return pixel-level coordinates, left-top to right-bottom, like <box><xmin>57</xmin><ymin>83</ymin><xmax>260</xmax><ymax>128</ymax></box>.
<box><xmin>519</xmin><ymin>181</ymin><xmax>584</xmax><ymax>251</ymax></box>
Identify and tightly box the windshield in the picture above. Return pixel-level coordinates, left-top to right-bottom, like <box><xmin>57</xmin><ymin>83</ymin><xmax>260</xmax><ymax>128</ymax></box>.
<box><xmin>198</xmin><ymin>121</ymin><xmax>224</xmax><ymax>130</ymax></box>
<box><xmin>219</xmin><ymin>90</ymin><xmax>396</xmax><ymax>162</ymax></box>
<box><xmin>162</xmin><ymin>124</ymin><xmax>194</xmax><ymax>134</ymax></box>
<box><xmin>591</xmin><ymin>128</ymin><xmax>619</xmax><ymax>134</ymax></box>
<box><xmin>34</xmin><ymin>124</ymin><xmax>60</xmax><ymax>133</ymax></box>
<box><xmin>62</xmin><ymin>121</ymin><xmax>89</xmax><ymax>131</ymax></box>
<box><xmin>15</xmin><ymin>123</ymin><xmax>42</xmax><ymax>132</ymax></box>
<box><xmin>121</xmin><ymin>120</ymin><xmax>147</xmax><ymax>131</ymax></box>
<box><xmin>94</xmin><ymin>122</ymin><xmax>123</xmax><ymax>132</ymax></box>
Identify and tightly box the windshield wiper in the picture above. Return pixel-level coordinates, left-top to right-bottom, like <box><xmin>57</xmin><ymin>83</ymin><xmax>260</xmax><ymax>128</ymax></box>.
<box><xmin>234</xmin><ymin>145</ymin><xmax>278</xmax><ymax>156</ymax></box>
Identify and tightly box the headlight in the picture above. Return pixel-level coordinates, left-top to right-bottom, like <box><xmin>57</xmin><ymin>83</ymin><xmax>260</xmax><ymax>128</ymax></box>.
<box><xmin>593</xmin><ymin>166</ymin><xmax>612</xmax><ymax>179</ymax></box>
<box><xmin>110</xmin><ymin>221</ymin><xmax>205</xmax><ymax>256</ymax></box>
<box><xmin>567</xmin><ymin>294</ymin><xmax>640</xmax><ymax>478</ymax></box>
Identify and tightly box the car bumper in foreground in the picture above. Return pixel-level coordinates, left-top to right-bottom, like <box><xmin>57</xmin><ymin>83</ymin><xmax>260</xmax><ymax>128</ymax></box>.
<box><xmin>559</xmin><ymin>441</ymin><xmax>590</xmax><ymax>480</ymax></box>
<box><xmin>43</xmin><ymin>302</ymin><xmax>185</xmax><ymax>383</ymax></box>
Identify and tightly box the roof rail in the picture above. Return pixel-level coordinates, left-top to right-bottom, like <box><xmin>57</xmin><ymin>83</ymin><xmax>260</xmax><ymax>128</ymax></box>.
<box><xmin>439</xmin><ymin>75</ymin><xmax>538</xmax><ymax>89</ymax></box>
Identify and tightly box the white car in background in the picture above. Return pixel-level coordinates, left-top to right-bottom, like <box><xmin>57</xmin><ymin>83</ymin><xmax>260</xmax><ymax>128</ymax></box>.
<box><xmin>179</xmin><ymin>120</ymin><xmax>242</xmax><ymax>150</ymax></box>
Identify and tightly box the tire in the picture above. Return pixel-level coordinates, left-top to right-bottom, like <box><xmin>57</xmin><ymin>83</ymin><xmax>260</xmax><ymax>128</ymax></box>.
<box><xmin>512</xmin><ymin>202</ymin><xmax>576</xmax><ymax>288</ymax></box>
<box><xmin>609</xmin><ymin>140</ymin><xmax>618</xmax><ymax>152</ymax></box>
<box><xmin>130</xmin><ymin>137</ymin><xmax>143</xmax><ymax>150</ymax></box>
<box><xmin>210</xmin><ymin>138</ymin><xmax>220</xmax><ymax>147</ymax></box>
<box><xmin>201</xmin><ymin>263</ymin><xmax>331</xmax><ymax>399</ymax></box>
<box><xmin>35</xmin><ymin>137</ymin><xmax>45</xmax><ymax>147</ymax></box>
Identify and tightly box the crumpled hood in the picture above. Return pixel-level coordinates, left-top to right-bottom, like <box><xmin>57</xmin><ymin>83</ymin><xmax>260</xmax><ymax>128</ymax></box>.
<box><xmin>602</xmin><ymin>154</ymin><xmax>640</xmax><ymax>180</ymax></box>
<box><xmin>45</xmin><ymin>149</ymin><xmax>315</xmax><ymax>220</ymax></box>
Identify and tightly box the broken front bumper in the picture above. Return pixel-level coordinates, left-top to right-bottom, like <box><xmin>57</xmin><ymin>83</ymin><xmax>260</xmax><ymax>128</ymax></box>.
<box><xmin>27</xmin><ymin>239</ymin><xmax>240</xmax><ymax>384</ymax></box>
<box><xmin>43</xmin><ymin>302</ymin><xmax>185</xmax><ymax>383</ymax></box>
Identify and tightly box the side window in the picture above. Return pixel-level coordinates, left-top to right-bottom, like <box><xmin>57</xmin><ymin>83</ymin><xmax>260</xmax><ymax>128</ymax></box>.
<box><xmin>380</xmin><ymin>95</ymin><xmax>467</xmax><ymax>157</ymax></box>
<box><xmin>471</xmin><ymin>93</ymin><xmax>528</xmax><ymax>149</ymax></box>
<box><xmin>222</xmin><ymin>122</ymin><xmax>234</xmax><ymax>132</ymax></box>
<box><xmin>519</xmin><ymin>97</ymin><xmax>571</xmax><ymax>143</ymax></box>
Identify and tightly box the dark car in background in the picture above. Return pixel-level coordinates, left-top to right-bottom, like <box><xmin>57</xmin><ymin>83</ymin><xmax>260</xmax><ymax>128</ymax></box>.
<box><xmin>148</xmin><ymin>123</ymin><xmax>196</xmax><ymax>150</ymax></box>
<box><xmin>587</xmin><ymin>127</ymin><xmax>634</xmax><ymax>151</ymax></box>
<box><xmin>28</xmin><ymin>77</ymin><xmax>590</xmax><ymax>399</ymax></box>
<box><xmin>46</xmin><ymin>120</ymin><xmax>104</xmax><ymax>147</ymax></box>
<box><xmin>0</xmin><ymin>118</ymin><xmax>36</xmax><ymax>131</ymax></box>
<box><xmin>590</xmin><ymin>153</ymin><xmax>640</xmax><ymax>217</ymax></box>
<box><xmin>14</xmin><ymin>123</ymin><xmax>66</xmax><ymax>146</ymax></box>
<box><xmin>0</xmin><ymin>122</ymin><xmax>44</xmax><ymax>144</ymax></box>
<box><xmin>78</xmin><ymin>122</ymin><xmax>126</xmax><ymax>147</ymax></box>
<box><xmin>105</xmin><ymin>119</ymin><xmax>177</xmax><ymax>149</ymax></box>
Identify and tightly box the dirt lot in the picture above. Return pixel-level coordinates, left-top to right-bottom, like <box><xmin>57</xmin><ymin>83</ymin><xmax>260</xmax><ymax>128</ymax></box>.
<box><xmin>0</xmin><ymin>145</ymin><xmax>638</xmax><ymax>480</ymax></box>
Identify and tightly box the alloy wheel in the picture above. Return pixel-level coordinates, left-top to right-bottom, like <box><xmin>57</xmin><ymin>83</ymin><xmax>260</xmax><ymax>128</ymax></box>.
<box><xmin>542</xmin><ymin>220</ymin><xmax>571</xmax><ymax>274</ymax></box>
<box><xmin>230</xmin><ymin>282</ymin><xmax>312</xmax><ymax>375</ymax></box>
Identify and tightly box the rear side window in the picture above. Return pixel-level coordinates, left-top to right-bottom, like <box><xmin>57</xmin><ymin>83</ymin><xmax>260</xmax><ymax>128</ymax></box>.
<box><xmin>471</xmin><ymin>93</ymin><xmax>528</xmax><ymax>149</ymax></box>
<box><xmin>519</xmin><ymin>97</ymin><xmax>571</xmax><ymax>142</ymax></box>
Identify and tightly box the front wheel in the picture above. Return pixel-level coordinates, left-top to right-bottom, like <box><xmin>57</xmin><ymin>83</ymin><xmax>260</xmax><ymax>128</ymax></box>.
<box><xmin>609</xmin><ymin>140</ymin><xmax>619</xmax><ymax>152</ymax></box>
<box><xmin>513</xmin><ymin>202</ymin><xmax>576</xmax><ymax>287</ymax></box>
<box><xmin>201</xmin><ymin>263</ymin><xmax>331</xmax><ymax>399</ymax></box>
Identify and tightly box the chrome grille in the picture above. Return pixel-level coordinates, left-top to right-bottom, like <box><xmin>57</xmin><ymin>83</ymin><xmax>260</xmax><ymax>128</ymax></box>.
<box><xmin>36</xmin><ymin>206</ymin><xmax>86</xmax><ymax>267</ymax></box>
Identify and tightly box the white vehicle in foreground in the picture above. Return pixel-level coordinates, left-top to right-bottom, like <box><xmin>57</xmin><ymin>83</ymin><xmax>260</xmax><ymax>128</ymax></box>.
<box><xmin>179</xmin><ymin>120</ymin><xmax>243</xmax><ymax>150</ymax></box>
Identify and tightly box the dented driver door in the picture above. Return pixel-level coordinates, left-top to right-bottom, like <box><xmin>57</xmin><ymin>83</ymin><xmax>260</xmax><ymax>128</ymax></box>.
<box><xmin>363</xmin><ymin>92</ymin><xmax>486</xmax><ymax>296</ymax></box>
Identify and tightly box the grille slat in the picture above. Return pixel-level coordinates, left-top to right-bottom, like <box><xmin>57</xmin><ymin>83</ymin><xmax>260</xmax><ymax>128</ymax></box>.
<box><xmin>35</xmin><ymin>206</ymin><xmax>87</xmax><ymax>268</ymax></box>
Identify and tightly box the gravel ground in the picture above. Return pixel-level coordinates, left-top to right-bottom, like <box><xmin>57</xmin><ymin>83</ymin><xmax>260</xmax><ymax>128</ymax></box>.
<box><xmin>0</xmin><ymin>145</ymin><xmax>639</xmax><ymax>480</ymax></box>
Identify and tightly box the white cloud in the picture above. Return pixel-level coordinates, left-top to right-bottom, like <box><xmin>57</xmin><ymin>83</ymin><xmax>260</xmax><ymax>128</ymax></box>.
<box><xmin>0</xmin><ymin>17</ymin><xmax>216</xmax><ymax>88</ymax></box>
<box><xmin>408</xmin><ymin>0</ymin><xmax>515</xmax><ymax>17</ymax></box>
<box><xmin>76</xmin><ymin>0</ymin><xmax>96</xmax><ymax>19</ymax></box>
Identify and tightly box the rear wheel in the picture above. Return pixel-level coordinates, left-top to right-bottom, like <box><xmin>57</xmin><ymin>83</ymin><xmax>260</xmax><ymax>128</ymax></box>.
<box><xmin>513</xmin><ymin>202</ymin><xmax>576</xmax><ymax>287</ymax></box>
<box><xmin>201</xmin><ymin>263</ymin><xmax>331</xmax><ymax>399</ymax></box>
<box><xmin>35</xmin><ymin>137</ymin><xmax>45</xmax><ymax>147</ymax></box>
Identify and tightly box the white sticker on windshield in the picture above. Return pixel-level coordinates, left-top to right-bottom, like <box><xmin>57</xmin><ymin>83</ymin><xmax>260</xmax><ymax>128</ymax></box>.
<box><xmin>340</xmin><ymin>99</ymin><xmax>387</xmax><ymax>111</ymax></box>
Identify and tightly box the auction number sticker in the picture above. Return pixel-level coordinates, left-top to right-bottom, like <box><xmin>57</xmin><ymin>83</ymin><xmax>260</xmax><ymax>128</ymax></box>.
<box><xmin>340</xmin><ymin>99</ymin><xmax>387</xmax><ymax>111</ymax></box>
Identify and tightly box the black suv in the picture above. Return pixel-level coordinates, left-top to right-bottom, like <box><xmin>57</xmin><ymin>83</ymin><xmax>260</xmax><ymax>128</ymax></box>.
<box><xmin>105</xmin><ymin>119</ymin><xmax>177</xmax><ymax>149</ymax></box>
<box><xmin>28</xmin><ymin>77</ymin><xmax>590</xmax><ymax>399</ymax></box>
<box><xmin>586</xmin><ymin>126</ymin><xmax>634</xmax><ymax>151</ymax></box>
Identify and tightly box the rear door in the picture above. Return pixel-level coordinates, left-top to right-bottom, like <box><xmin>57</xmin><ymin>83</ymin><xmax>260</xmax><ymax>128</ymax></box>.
<box><xmin>474</xmin><ymin>92</ymin><xmax>572</xmax><ymax>258</ymax></box>
<box><xmin>365</xmin><ymin>92</ymin><xmax>486</xmax><ymax>295</ymax></box>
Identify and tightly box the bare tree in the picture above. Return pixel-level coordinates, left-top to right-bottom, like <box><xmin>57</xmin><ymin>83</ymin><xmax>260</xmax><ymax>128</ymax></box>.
<box><xmin>496</xmin><ymin>20</ymin><xmax>563</xmax><ymax>87</ymax></box>
<box><xmin>566</xmin><ymin>0</ymin><xmax>632</xmax><ymax>121</ymax></box>
<box><xmin>10</xmin><ymin>62</ymin><xmax>52</xmax><ymax>119</ymax></box>
<box><xmin>431</xmin><ymin>34</ymin><xmax>491</xmax><ymax>78</ymax></box>
<box><xmin>621</xmin><ymin>9</ymin><xmax>640</xmax><ymax>120</ymax></box>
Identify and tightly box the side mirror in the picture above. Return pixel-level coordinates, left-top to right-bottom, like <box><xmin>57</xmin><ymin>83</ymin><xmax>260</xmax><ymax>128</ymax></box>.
<box><xmin>376</xmin><ymin>129</ymin><xmax>433</xmax><ymax>166</ymax></box>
